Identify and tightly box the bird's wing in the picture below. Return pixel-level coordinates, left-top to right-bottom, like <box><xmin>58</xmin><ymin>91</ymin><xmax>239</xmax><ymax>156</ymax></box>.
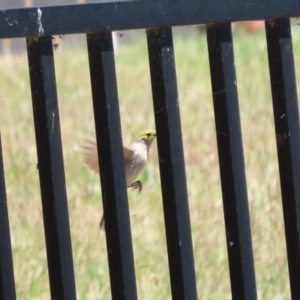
<box><xmin>81</xmin><ymin>139</ymin><xmax>100</xmax><ymax>174</ymax></box>
<box><xmin>81</xmin><ymin>139</ymin><xmax>134</xmax><ymax>175</ymax></box>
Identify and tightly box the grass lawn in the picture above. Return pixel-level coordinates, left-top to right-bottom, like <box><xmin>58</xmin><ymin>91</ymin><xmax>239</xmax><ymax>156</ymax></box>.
<box><xmin>0</xmin><ymin>25</ymin><xmax>300</xmax><ymax>299</ymax></box>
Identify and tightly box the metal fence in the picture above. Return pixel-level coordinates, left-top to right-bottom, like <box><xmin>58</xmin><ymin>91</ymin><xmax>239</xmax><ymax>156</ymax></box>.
<box><xmin>0</xmin><ymin>1</ymin><xmax>300</xmax><ymax>300</ymax></box>
<box><xmin>0</xmin><ymin>0</ymin><xmax>124</xmax><ymax>55</ymax></box>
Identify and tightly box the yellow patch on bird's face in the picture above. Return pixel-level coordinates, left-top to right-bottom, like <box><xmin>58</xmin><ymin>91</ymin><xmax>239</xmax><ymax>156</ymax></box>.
<box><xmin>138</xmin><ymin>129</ymin><xmax>156</xmax><ymax>142</ymax></box>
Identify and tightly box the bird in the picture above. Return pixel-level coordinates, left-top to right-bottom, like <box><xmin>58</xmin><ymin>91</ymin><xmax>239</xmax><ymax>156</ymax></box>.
<box><xmin>81</xmin><ymin>129</ymin><xmax>156</xmax><ymax>229</ymax></box>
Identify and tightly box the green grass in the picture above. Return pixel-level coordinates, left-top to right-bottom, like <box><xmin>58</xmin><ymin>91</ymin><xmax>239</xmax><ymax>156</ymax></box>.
<box><xmin>0</xmin><ymin>26</ymin><xmax>300</xmax><ymax>299</ymax></box>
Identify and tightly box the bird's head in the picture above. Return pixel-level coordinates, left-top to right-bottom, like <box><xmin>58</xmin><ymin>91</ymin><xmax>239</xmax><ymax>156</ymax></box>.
<box><xmin>138</xmin><ymin>129</ymin><xmax>156</xmax><ymax>148</ymax></box>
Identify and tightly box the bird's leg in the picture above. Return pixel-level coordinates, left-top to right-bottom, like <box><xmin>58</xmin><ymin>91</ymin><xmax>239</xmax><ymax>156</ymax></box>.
<box><xmin>99</xmin><ymin>214</ymin><xmax>105</xmax><ymax>230</ymax></box>
<box><xmin>128</xmin><ymin>180</ymin><xmax>143</xmax><ymax>193</ymax></box>
<box><xmin>99</xmin><ymin>181</ymin><xmax>142</xmax><ymax>230</ymax></box>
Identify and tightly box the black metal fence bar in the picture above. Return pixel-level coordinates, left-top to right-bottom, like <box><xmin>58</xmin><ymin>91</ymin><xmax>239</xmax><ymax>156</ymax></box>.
<box><xmin>26</xmin><ymin>36</ymin><xmax>77</xmax><ymax>300</ymax></box>
<box><xmin>1</xmin><ymin>1</ymin><xmax>300</xmax><ymax>38</ymax></box>
<box><xmin>265</xmin><ymin>18</ymin><xmax>300</xmax><ymax>300</ymax></box>
<box><xmin>0</xmin><ymin>137</ymin><xmax>16</xmax><ymax>300</ymax></box>
<box><xmin>147</xmin><ymin>28</ymin><xmax>197</xmax><ymax>300</ymax></box>
<box><xmin>86</xmin><ymin>32</ymin><xmax>137</xmax><ymax>300</ymax></box>
<box><xmin>206</xmin><ymin>23</ymin><xmax>257</xmax><ymax>300</ymax></box>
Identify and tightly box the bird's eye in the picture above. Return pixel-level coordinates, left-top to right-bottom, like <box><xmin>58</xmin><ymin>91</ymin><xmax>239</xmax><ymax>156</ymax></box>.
<box><xmin>147</xmin><ymin>133</ymin><xmax>150</xmax><ymax>137</ymax></box>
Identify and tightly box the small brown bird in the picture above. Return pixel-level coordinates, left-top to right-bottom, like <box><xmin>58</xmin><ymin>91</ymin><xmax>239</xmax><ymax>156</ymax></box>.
<box><xmin>81</xmin><ymin>129</ymin><xmax>156</xmax><ymax>229</ymax></box>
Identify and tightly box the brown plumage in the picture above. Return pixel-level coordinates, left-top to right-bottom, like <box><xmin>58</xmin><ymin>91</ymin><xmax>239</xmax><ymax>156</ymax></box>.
<box><xmin>81</xmin><ymin>130</ymin><xmax>156</xmax><ymax>229</ymax></box>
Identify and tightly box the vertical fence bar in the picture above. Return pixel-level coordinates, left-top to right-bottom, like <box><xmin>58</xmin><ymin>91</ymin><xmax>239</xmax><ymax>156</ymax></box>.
<box><xmin>206</xmin><ymin>23</ymin><xmax>257</xmax><ymax>300</ymax></box>
<box><xmin>265</xmin><ymin>18</ymin><xmax>300</xmax><ymax>300</ymax></box>
<box><xmin>0</xmin><ymin>137</ymin><xmax>16</xmax><ymax>300</ymax></box>
<box><xmin>26</xmin><ymin>36</ymin><xmax>76</xmax><ymax>300</ymax></box>
<box><xmin>147</xmin><ymin>28</ymin><xmax>197</xmax><ymax>300</ymax></box>
<box><xmin>86</xmin><ymin>32</ymin><xmax>137</xmax><ymax>300</ymax></box>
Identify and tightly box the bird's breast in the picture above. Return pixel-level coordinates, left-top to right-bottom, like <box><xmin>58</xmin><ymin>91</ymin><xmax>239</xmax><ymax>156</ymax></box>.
<box><xmin>124</xmin><ymin>142</ymin><xmax>148</xmax><ymax>186</ymax></box>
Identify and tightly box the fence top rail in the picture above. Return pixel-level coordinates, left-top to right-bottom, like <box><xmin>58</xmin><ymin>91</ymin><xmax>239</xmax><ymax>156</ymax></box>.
<box><xmin>0</xmin><ymin>0</ymin><xmax>299</xmax><ymax>39</ymax></box>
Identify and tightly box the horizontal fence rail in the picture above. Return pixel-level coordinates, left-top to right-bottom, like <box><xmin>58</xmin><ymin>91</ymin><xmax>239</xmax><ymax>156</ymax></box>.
<box><xmin>0</xmin><ymin>0</ymin><xmax>299</xmax><ymax>38</ymax></box>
